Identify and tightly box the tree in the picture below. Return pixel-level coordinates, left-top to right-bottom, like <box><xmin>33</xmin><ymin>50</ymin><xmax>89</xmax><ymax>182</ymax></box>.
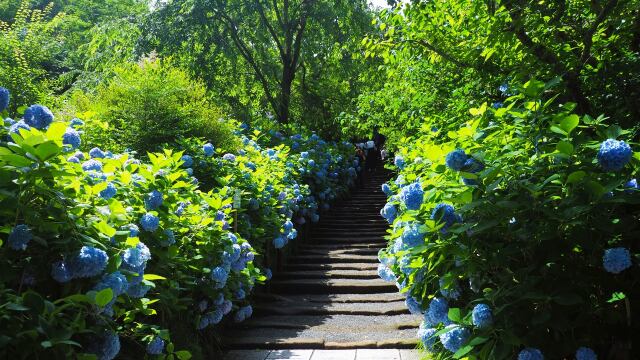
<box><xmin>144</xmin><ymin>0</ymin><xmax>374</xmax><ymax>128</ymax></box>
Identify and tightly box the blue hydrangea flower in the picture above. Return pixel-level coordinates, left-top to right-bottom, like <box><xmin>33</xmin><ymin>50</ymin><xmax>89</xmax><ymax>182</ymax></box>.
<box><xmin>51</xmin><ymin>261</ymin><xmax>73</xmax><ymax>283</ymax></box>
<box><xmin>394</xmin><ymin>155</ymin><xmax>406</xmax><ymax>169</ymax></box>
<box><xmin>381</xmin><ymin>183</ymin><xmax>393</xmax><ymax>196</ymax></box>
<box><xmin>287</xmin><ymin>228</ymin><xmax>298</xmax><ymax>240</ymax></box>
<box><xmin>211</xmin><ymin>266</ymin><xmax>229</xmax><ymax>288</ymax></box>
<box><xmin>127</xmin><ymin>282</ymin><xmax>151</xmax><ymax>298</ymax></box>
<box><xmin>122</xmin><ymin>242</ymin><xmax>151</xmax><ymax>270</ymax></box>
<box><xmin>472</xmin><ymin>303</ymin><xmax>493</xmax><ymax>328</ymax></box>
<box><xmin>445</xmin><ymin>149</ymin><xmax>468</xmax><ymax>171</ymax></box>
<box><xmin>439</xmin><ymin>325</ymin><xmax>470</xmax><ymax>353</ymax></box>
<box><xmin>175</xmin><ymin>202</ymin><xmax>187</xmax><ymax>216</ymax></box>
<box><xmin>8</xmin><ymin>224</ymin><xmax>32</xmax><ymax>251</ymax></box>
<box><xmin>161</xmin><ymin>229</ymin><xmax>176</xmax><ymax>246</ymax></box>
<box><xmin>311</xmin><ymin>213</ymin><xmax>320</xmax><ymax>223</ymax></box>
<box><xmin>401</xmin><ymin>223</ymin><xmax>425</xmax><ymax>247</ymax></box>
<box><xmin>603</xmin><ymin>247</ymin><xmax>632</xmax><ymax>274</ymax></box>
<box><xmin>222</xmin><ymin>299</ymin><xmax>233</xmax><ymax>314</ymax></box>
<box><xmin>400</xmin><ymin>182</ymin><xmax>423</xmax><ymax>210</ymax></box>
<box><xmin>94</xmin><ymin>272</ymin><xmax>128</xmax><ymax>304</ymax></box>
<box><xmin>380</xmin><ymin>203</ymin><xmax>397</xmax><ymax>224</ymax></box>
<box><xmin>405</xmin><ymin>295</ymin><xmax>423</xmax><ymax>315</ymax></box>
<box><xmin>463</xmin><ymin>158</ymin><xmax>485</xmax><ymax>173</ymax></box>
<box><xmin>222</xmin><ymin>153</ymin><xmax>236</xmax><ymax>161</ymax></box>
<box><xmin>89</xmin><ymin>147</ymin><xmax>106</xmax><ymax>159</ymax></box>
<box><xmin>70</xmin><ymin>246</ymin><xmax>109</xmax><ymax>278</ymax></box>
<box><xmin>284</xmin><ymin>220</ymin><xmax>294</xmax><ymax>232</ymax></box>
<box><xmin>146</xmin><ymin>336</ymin><xmax>165</xmax><ymax>355</ymax></box>
<box><xmin>597</xmin><ymin>139</ymin><xmax>632</xmax><ymax>171</ymax></box>
<box><xmin>145</xmin><ymin>190</ymin><xmax>163</xmax><ymax>210</ymax></box>
<box><xmin>140</xmin><ymin>213</ymin><xmax>159</xmax><ymax>232</ymax></box>
<box><xmin>205</xmin><ymin>309</ymin><xmax>224</xmax><ymax>325</ymax></box>
<box><xmin>203</xmin><ymin>143</ymin><xmax>215</xmax><ymax>157</ymax></box>
<box><xmin>70</xmin><ymin>118</ymin><xmax>84</xmax><ymax>127</ymax></box>
<box><xmin>9</xmin><ymin>120</ymin><xmax>30</xmax><ymax>134</ymax></box>
<box><xmin>89</xmin><ymin>332</ymin><xmax>120</xmax><ymax>360</ymax></box>
<box><xmin>181</xmin><ymin>154</ymin><xmax>193</xmax><ymax>167</ymax></box>
<box><xmin>23</xmin><ymin>104</ymin><xmax>53</xmax><ymax>129</ymax></box>
<box><xmin>377</xmin><ymin>263</ymin><xmax>395</xmax><ymax>282</ymax></box>
<box><xmin>518</xmin><ymin>348</ymin><xmax>544</xmax><ymax>360</ymax></box>
<box><xmin>424</xmin><ymin>297</ymin><xmax>450</xmax><ymax>326</ymax></box>
<box><xmin>431</xmin><ymin>203</ymin><xmax>461</xmax><ymax>233</ymax></box>
<box><xmin>62</xmin><ymin>128</ymin><xmax>81</xmax><ymax>149</ymax></box>
<box><xmin>300</xmin><ymin>151</ymin><xmax>309</xmax><ymax>158</ymax></box>
<box><xmin>235</xmin><ymin>288</ymin><xmax>246</xmax><ymax>300</ymax></box>
<box><xmin>624</xmin><ymin>178</ymin><xmax>638</xmax><ymax>193</ymax></box>
<box><xmin>439</xmin><ymin>277</ymin><xmax>462</xmax><ymax>300</ymax></box>
<box><xmin>128</xmin><ymin>224</ymin><xmax>139</xmax><ymax>237</ymax></box>
<box><xmin>417</xmin><ymin>326</ymin><xmax>438</xmax><ymax>351</ymax></box>
<box><xmin>234</xmin><ymin>305</ymin><xmax>253</xmax><ymax>322</ymax></box>
<box><xmin>273</xmin><ymin>236</ymin><xmax>287</xmax><ymax>249</ymax></box>
<box><xmin>492</xmin><ymin>102</ymin><xmax>503</xmax><ymax>109</ymax></box>
<box><xmin>264</xmin><ymin>268</ymin><xmax>273</xmax><ymax>280</ymax></box>
<box><xmin>82</xmin><ymin>159</ymin><xmax>103</xmax><ymax>172</ymax></box>
<box><xmin>0</xmin><ymin>87</ymin><xmax>9</xmax><ymax>111</ymax></box>
<box><xmin>100</xmin><ymin>183</ymin><xmax>117</xmax><ymax>200</ymax></box>
<box><xmin>576</xmin><ymin>347</ymin><xmax>597</xmax><ymax>360</ymax></box>
<box><xmin>67</xmin><ymin>156</ymin><xmax>80</xmax><ymax>164</ymax></box>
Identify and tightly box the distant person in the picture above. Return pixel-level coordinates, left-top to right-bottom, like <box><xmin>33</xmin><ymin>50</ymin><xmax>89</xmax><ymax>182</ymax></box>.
<box><xmin>366</xmin><ymin>127</ymin><xmax>386</xmax><ymax>171</ymax></box>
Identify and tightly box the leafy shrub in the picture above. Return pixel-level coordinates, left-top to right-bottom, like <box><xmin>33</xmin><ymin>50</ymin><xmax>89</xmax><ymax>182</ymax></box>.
<box><xmin>71</xmin><ymin>60</ymin><xmax>238</xmax><ymax>154</ymax></box>
<box><xmin>0</xmin><ymin>88</ymin><xmax>358</xmax><ymax>358</ymax></box>
<box><xmin>378</xmin><ymin>79</ymin><xmax>638</xmax><ymax>359</ymax></box>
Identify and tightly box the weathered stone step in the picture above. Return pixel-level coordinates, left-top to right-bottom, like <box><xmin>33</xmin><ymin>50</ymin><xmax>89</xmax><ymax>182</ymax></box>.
<box><xmin>298</xmin><ymin>248</ymin><xmax>379</xmax><ymax>257</ymax></box>
<box><xmin>253</xmin><ymin>301</ymin><xmax>409</xmax><ymax>316</ymax></box>
<box><xmin>284</xmin><ymin>262</ymin><xmax>379</xmax><ymax>272</ymax></box>
<box><xmin>276</xmin><ymin>269</ymin><xmax>379</xmax><ymax>280</ymax></box>
<box><xmin>270</xmin><ymin>278</ymin><xmax>397</xmax><ymax>294</ymax></box>
<box><xmin>265</xmin><ymin>293</ymin><xmax>407</xmax><ymax>304</ymax></box>
<box><xmin>310</xmin><ymin>237</ymin><xmax>387</xmax><ymax>245</ymax></box>
<box><xmin>289</xmin><ymin>254</ymin><xmax>378</xmax><ymax>264</ymax></box>
<box><xmin>303</xmin><ymin>243</ymin><xmax>385</xmax><ymax>250</ymax></box>
<box><xmin>224</xmin><ymin>315</ymin><xmax>420</xmax><ymax>349</ymax></box>
<box><xmin>314</xmin><ymin>224</ymin><xmax>389</xmax><ymax>230</ymax></box>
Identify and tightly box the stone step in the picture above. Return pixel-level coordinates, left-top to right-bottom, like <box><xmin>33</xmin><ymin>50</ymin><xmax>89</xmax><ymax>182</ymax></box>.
<box><xmin>303</xmin><ymin>243</ymin><xmax>385</xmax><ymax>250</ymax></box>
<box><xmin>224</xmin><ymin>315</ymin><xmax>420</xmax><ymax>349</ymax></box>
<box><xmin>253</xmin><ymin>301</ymin><xmax>409</xmax><ymax>317</ymax></box>
<box><xmin>276</xmin><ymin>269</ymin><xmax>379</xmax><ymax>280</ymax></box>
<box><xmin>288</xmin><ymin>254</ymin><xmax>378</xmax><ymax>264</ymax></box>
<box><xmin>309</xmin><ymin>237</ymin><xmax>387</xmax><ymax>245</ymax></box>
<box><xmin>313</xmin><ymin>224</ymin><xmax>389</xmax><ymax>230</ymax></box>
<box><xmin>263</xmin><ymin>293</ymin><xmax>407</xmax><ymax>304</ymax></box>
<box><xmin>298</xmin><ymin>248</ymin><xmax>379</xmax><ymax>257</ymax></box>
<box><xmin>269</xmin><ymin>278</ymin><xmax>397</xmax><ymax>294</ymax></box>
<box><xmin>284</xmin><ymin>262</ymin><xmax>379</xmax><ymax>272</ymax></box>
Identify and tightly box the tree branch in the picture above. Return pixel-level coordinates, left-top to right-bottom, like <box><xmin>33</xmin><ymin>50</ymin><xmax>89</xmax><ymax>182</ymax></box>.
<box><xmin>254</xmin><ymin>0</ymin><xmax>286</xmax><ymax>60</ymax></box>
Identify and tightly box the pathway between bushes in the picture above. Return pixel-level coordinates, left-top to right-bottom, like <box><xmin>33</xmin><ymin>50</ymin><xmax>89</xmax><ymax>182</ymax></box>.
<box><xmin>224</xmin><ymin>169</ymin><xmax>420</xmax><ymax>360</ymax></box>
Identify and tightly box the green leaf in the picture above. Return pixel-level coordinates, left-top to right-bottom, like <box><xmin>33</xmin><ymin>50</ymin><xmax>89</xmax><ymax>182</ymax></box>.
<box><xmin>567</xmin><ymin>171</ymin><xmax>586</xmax><ymax>184</ymax></box>
<box><xmin>607</xmin><ymin>292</ymin><xmax>626</xmax><ymax>303</ymax></box>
<box><xmin>175</xmin><ymin>350</ymin><xmax>192</xmax><ymax>360</ymax></box>
<box><xmin>453</xmin><ymin>344</ymin><xmax>474</xmax><ymax>359</ymax></box>
<box><xmin>558</xmin><ymin>115</ymin><xmax>579</xmax><ymax>135</ymax></box>
<box><xmin>45</xmin><ymin>122</ymin><xmax>68</xmax><ymax>140</ymax></box>
<box><xmin>0</xmin><ymin>154</ymin><xmax>33</xmax><ymax>167</ymax></box>
<box><xmin>143</xmin><ymin>274</ymin><xmax>167</xmax><ymax>281</ymax></box>
<box><xmin>448</xmin><ymin>308</ymin><xmax>462</xmax><ymax>322</ymax></box>
<box><xmin>556</xmin><ymin>141</ymin><xmax>574</xmax><ymax>155</ymax></box>
<box><xmin>549</xmin><ymin>126</ymin><xmax>567</xmax><ymax>136</ymax></box>
<box><xmin>94</xmin><ymin>221</ymin><xmax>116</xmax><ymax>238</ymax></box>
<box><xmin>523</xmin><ymin>79</ymin><xmax>545</xmax><ymax>97</ymax></box>
<box><xmin>35</xmin><ymin>141</ymin><xmax>61</xmax><ymax>161</ymax></box>
<box><xmin>95</xmin><ymin>288</ymin><xmax>113</xmax><ymax>307</ymax></box>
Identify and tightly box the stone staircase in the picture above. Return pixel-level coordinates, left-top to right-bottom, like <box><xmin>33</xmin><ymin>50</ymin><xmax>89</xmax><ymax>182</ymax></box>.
<box><xmin>223</xmin><ymin>170</ymin><xmax>420</xmax><ymax>350</ymax></box>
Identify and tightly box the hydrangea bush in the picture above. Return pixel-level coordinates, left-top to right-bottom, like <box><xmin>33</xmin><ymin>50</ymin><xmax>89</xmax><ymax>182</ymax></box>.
<box><xmin>378</xmin><ymin>79</ymin><xmax>638</xmax><ymax>359</ymax></box>
<box><xmin>0</xmin><ymin>89</ymin><xmax>357</xmax><ymax>358</ymax></box>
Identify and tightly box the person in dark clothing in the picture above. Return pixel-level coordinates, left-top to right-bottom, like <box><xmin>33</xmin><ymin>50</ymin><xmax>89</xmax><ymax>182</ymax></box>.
<box><xmin>366</xmin><ymin>127</ymin><xmax>386</xmax><ymax>171</ymax></box>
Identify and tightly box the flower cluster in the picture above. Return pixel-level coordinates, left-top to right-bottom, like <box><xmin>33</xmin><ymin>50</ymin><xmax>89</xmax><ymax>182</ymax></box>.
<box><xmin>597</xmin><ymin>139</ymin><xmax>632</xmax><ymax>171</ymax></box>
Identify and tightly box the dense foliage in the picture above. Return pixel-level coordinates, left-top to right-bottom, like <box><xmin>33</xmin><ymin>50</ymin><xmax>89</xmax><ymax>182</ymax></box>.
<box><xmin>0</xmin><ymin>89</ymin><xmax>358</xmax><ymax>359</ymax></box>
<box><xmin>378</xmin><ymin>79</ymin><xmax>638</xmax><ymax>359</ymax></box>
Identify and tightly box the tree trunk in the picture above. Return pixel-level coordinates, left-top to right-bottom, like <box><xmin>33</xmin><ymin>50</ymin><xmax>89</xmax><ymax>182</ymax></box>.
<box><xmin>278</xmin><ymin>63</ymin><xmax>294</xmax><ymax>124</ymax></box>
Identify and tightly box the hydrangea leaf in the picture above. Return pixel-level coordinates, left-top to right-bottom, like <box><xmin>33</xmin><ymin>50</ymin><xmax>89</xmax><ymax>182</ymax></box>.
<box><xmin>559</xmin><ymin>114</ymin><xmax>579</xmax><ymax>135</ymax></box>
<box><xmin>94</xmin><ymin>221</ymin><xmax>116</xmax><ymax>238</ymax></box>
<box><xmin>453</xmin><ymin>344</ymin><xmax>474</xmax><ymax>359</ymax></box>
<box><xmin>45</xmin><ymin>122</ymin><xmax>67</xmax><ymax>140</ymax></box>
<box><xmin>94</xmin><ymin>288</ymin><xmax>113</xmax><ymax>307</ymax></box>
<box><xmin>143</xmin><ymin>274</ymin><xmax>167</xmax><ymax>281</ymax></box>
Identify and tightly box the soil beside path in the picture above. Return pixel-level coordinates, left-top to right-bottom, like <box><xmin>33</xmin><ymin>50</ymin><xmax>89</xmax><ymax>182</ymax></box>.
<box><xmin>223</xmin><ymin>168</ymin><xmax>421</xmax><ymax>357</ymax></box>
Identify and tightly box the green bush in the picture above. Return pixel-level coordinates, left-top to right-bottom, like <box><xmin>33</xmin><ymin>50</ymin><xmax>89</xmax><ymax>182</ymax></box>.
<box><xmin>378</xmin><ymin>79</ymin><xmax>638</xmax><ymax>359</ymax></box>
<box><xmin>72</xmin><ymin>60</ymin><xmax>238</xmax><ymax>154</ymax></box>
<box><xmin>0</xmin><ymin>88</ymin><xmax>359</xmax><ymax>359</ymax></box>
